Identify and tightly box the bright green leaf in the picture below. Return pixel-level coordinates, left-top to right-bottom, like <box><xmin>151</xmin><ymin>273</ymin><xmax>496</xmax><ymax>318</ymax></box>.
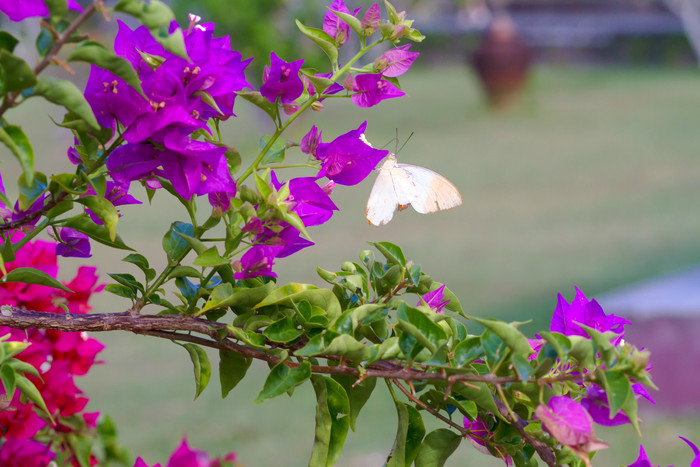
<box><xmin>3</xmin><ymin>267</ymin><xmax>72</xmax><ymax>292</ymax></box>
<box><xmin>181</xmin><ymin>343</ymin><xmax>211</xmax><ymax>399</ymax></box>
<box><xmin>254</xmin><ymin>360</ymin><xmax>311</xmax><ymax>403</ymax></box>
<box><xmin>295</xmin><ymin>19</ymin><xmax>338</xmax><ymax>63</ymax></box>
<box><xmin>30</xmin><ymin>77</ymin><xmax>99</xmax><ymax>130</ymax></box>
<box><xmin>219</xmin><ymin>350</ymin><xmax>251</xmax><ymax>398</ymax></box>
<box><xmin>309</xmin><ymin>375</ymin><xmax>350</xmax><ymax>467</ymax></box>
<box><xmin>414</xmin><ymin>429</ymin><xmax>462</xmax><ymax>467</ymax></box>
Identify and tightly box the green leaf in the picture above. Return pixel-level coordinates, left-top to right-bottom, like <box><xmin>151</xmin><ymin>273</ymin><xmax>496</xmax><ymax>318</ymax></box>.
<box><xmin>76</xmin><ymin>195</ymin><xmax>119</xmax><ymax>241</ymax></box>
<box><xmin>238</xmin><ymin>91</ymin><xmax>277</xmax><ymax>121</ymax></box>
<box><xmin>260</xmin><ymin>136</ymin><xmax>286</xmax><ymax>165</ymax></box>
<box><xmin>473</xmin><ymin>318</ymin><xmax>533</xmax><ymax>356</ymax></box>
<box><xmin>62</xmin><ymin>216</ymin><xmax>133</xmax><ymax>251</ymax></box>
<box><xmin>256</xmin><ymin>283</ymin><xmax>342</xmax><ymax>321</ymax></box>
<box><xmin>309</xmin><ymin>375</ymin><xmax>350</xmax><ymax>467</ymax></box>
<box><xmin>0</xmin><ymin>364</ymin><xmax>15</xmax><ymax>400</ymax></box>
<box><xmin>201</xmin><ymin>281</ymin><xmax>276</xmax><ymax>313</ymax></box>
<box><xmin>68</xmin><ymin>40</ymin><xmax>144</xmax><ymax>96</ymax></box>
<box><xmin>579</xmin><ymin>324</ymin><xmax>616</xmax><ymax>366</ymax></box>
<box><xmin>114</xmin><ymin>0</ymin><xmax>174</xmax><ymax>29</ymax></box>
<box><xmin>369</xmin><ymin>241</ymin><xmax>406</xmax><ymax>266</ymax></box>
<box><xmin>181</xmin><ymin>343</ymin><xmax>211</xmax><ymax>399</ymax></box>
<box><xmin>328</xmin><ymin>9</ymin><xmax>363</xmax><ymax>37</ymax></box>
<box><xmin>122</xmin><ymin>253</ymin><xmax>156</xmax><ymax>281</ymax></box>
<box><xmin>219</xmin><ymin>350</ymin><xmax>251</xmax><ymax>398</ymax></box>
<box><xmin>387</xmin><ymin>400</ymin><xmax>425</xmax><ymax>467</ymax></box>
<box><xmin>3</xmin><ymin>267</ymin><xmax>72</xmax><ymax>292</ymax></box>
<box><xmin>193</xmin><ymin>246</ymin><xmax>228</xmax><ymax>267</ymax></box>
<box><xmin>162</xmin><ymin>222</ymin><xmax>194</xmax><ymax>260</ymax></box>
<box><xmin>5</xmin><ymin>359</ymin><xmax>40</xmax><ymax>379</ymax></box>
<box><xmin>620</xmin><ymin>382</ymin><xmax>641</xmax><ymax>436</ymax></box>
<box><xmin>150</xmin><ymin>27</ymin><xmax>189</xmax><ymax>59</ymax></box>
<box><xmin>598</xmin><ymin>369</ymin><xmax>632</xmax><ymax>417</ymax></box>
<box><xmin>452</xmin><ymin>381</ymin><xmax>503</xmax><ymax>419</ymax></box>
<box><xmin>18</xmin><ymin>171</ymin><xmax>46</xmax><ymax>209</ymax></box>
<box><xmin>568</xmin><ymin>335</ymin><xmax>595</xmax><ymax>369</ymax></box>
<box><xmin>0</xmin><ymin>50</ymin><xmax>37</xmax><ymax>92</ymax></box>
<box><xmin>16</xmin><ymin>374</ymin><xmax>53</xmax><ymax>423</ymax></box>
<box><xmin>295</xmin><ymin>19</ymin><xmax>338</xmax><ymax>63</ymax></box>
<box><xmin>0</xmin><ymin>32</ymin><xmax>18</xmax><ymax>53</ymax></box>
<box><xmin>0</xmin><ymin>124</ymin><xmax>34</xmax><ymax>184</ymax></box>
<box><xmin>29</xmin><ymin>77</ymin><xmax>99</xmax><ymax>130</ymax></box>
<box><xmin>104</xmin><ymin>283</ymin><xmax>136</xmax><ymax>299</ymax></box>
<box><xmin>107</xmin><ymin>273</ymin><xmax>143</xmax><ymax>292</ymax></box>
<box><xmin>323</xmin><ymin>334</ymin><xmax>370</xmax><ymax>363</ymax></box>
<box><xmin>332</xmin><ymin>374</ymin><xmax>376</xmax><ymax>431</ymax></box>
<box><xmin>263</xmin><ymin>316</ymin><xmax>304</xmax><ymax>343</ymax></box>
<box><xmin>511</xmin><ymin>353</ymin><xmax>534</xmax><ymax>382</ymax></box>
<box><xmin>414</xmin><ymin>429</ymin><xmax>462</xmax><ymax>467</ymax></box>
<box><xmin>453</xmin><ymin>336</ymin><xmax>483</xmax><ymax>366</ymax></box>
<box><xmin>254</xmin><ymin>360</ymin><xmax>311</xmax><ymax>403</ymax></box>
<box><xmin>428</xmin><ymin>281</ymin><xmax>464</xmax><ymax>315</ymax></box>
<box><xmin>397</xmin><ymin>303</ymin><xmax>447</xmax><ymax>352</ymax></box>
<box><xmin>45</xmin><ymin>0</ymin><xmax>68</xmax><ymax>18</ymax></box>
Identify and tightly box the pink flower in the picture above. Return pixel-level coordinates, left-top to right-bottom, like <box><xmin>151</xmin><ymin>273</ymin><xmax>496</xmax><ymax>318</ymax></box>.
<box><xmin>351</xmin><ymin>73</ymin><xmax>405</xmax><ymax>108</ymax></box>
<box><xmin>0</xmin><ymin>439</ymin><xmax>56</xmax><ymax>467</ymax></box>
<box><xmin>416</xmin><ymin>285</ymin><xmax>450</xmax><ymax>313</ymax></box>
<box><xmin>0</xmin><ymin>395</ymin><xmax>47</xmax><ymax>440</ymax></box>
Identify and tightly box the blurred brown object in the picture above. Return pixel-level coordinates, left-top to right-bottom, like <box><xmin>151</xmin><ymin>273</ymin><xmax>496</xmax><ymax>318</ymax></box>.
<box><xmin>470</xmin><ymin>15</ymin><xmax>533</xmax><ymax>109</ymax></box>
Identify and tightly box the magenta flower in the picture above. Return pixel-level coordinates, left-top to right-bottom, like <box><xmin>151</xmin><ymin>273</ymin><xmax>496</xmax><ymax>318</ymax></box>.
<box><xmin>271</xmin><ymin>173</ymin><xmax>339</xmax><ymax>227</ymax></box>
<box><xmin>361</xmin><ymin>3</ymin><xmax>381</xmax><ymax>34</ymax></box>
<box><xmin>166</xmin><ymin>438</ymin><xmax>211</xmax><ymax>467</ymax></box>
<box><xmin>0</xmin><ymin>396</ymin><xmax>47</xmax><ymax>439</ymax></box>
<box><xmin>233</xmin><ymin>245</ymin><xmax>284</xmax><ymax>280</ymax></box>
<box><xmin>84</xmin><ymin>181</ymin><xmax>142</xmax><ymax>225</ymax></box>
<box><xmin>56</xmin><ymin>228</ymin><xmax>91</xmax><ymax>258</ymax></box>
<box><xmin>314</xmin><ymin>121</ymin><xmax>389</xmax><ymax>185</ymax></box>
<box><xmin>260</xmin><ymin>52</ymin><xmax>305</xmax><ymax>104</ymax></box>
<box><xmin>375</xmin><ymin>44</ymin><xmax>420</xmax><ymax>77</ymax></box>
<box><xmin>351</xmin><ymin>73</ymin><xmax>405</xmax><ymax>108</ymax></box>
<box><xmin>84</xmin><ymin>65</ymin><xmax>148</xmax><ymax>130</ymax></box>
<box><xmin>626</xmin><ymin>445</ymin><xmax>666</xmax><ymax>467</ymax></box>
<box><xmin>462</xmin><ymin>416</ymin><xmax>513</xmax><ymax>466</ymax></box>
<box><xmin>550</xmin><ymin>287</ymin><xmax>629</xmax><ymax>345</ymax></box>
<box><xmin>581</xmin><ymin>383</ymin><xmax>654</xmax><ymax>427</ymax></box>
<box><xmin>681</xmin><ymin>437</ymin><xmax>700</xmax><ymax>467</ymax></box>
<box><xmin>0</xmin><ymin>0</ymin><xmax>82</xmax><ymax>22</ymax></box>
<box><xmin>417</xmin><ymin>285</ymin><xmax>450</xmax><ymax>313</ymax></box>
<box><xmin>0</xmin><ymin>439</ymin><xmax>56</xmax><ymax>467</ymax></box>
<box><xmin>535</xmin><ymin>396</ymin><xmax>608</xmax><ymax>457</ymax></box>
<box><xmin>323</xmin><ymin>0</ymin><xmax>360</xmax><ymax>46</ymax></box>
<box><xmin>257</xmin><ymin>223</ymin><xmax>314</xmax><ymax>258</ymax></box>
<box><xmin>301</xmin><ymin>125</ymin><xmax>323</xmax><ymax>157</ymax></box>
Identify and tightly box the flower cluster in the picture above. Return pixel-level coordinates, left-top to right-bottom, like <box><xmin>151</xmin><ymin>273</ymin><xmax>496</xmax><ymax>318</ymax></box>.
<box><xmin>0</xmin><ymin>237</ymin><xmax>104</xmax><ymax>465</ymax></box>
<box><xmin>134</xmin><ymin>438</ymin><xmax>237</xmax><ymax>467</ymax></box>
<box><xmin>85</xmin><ymin>16</ymin><xmax>251</xmax><ymax>202</ymax></box>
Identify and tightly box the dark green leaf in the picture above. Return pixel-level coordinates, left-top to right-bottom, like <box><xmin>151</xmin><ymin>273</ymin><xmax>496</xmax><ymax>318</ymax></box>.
<box><xmin>397</xmin><ymin>303</ymin><xmax>447</xmax><ymax>352</ymax></box>
<box><xmin>3</xmin><ymin>267</ymin><xmax>72</xmax><ymax>292</ymax></box>
<box><xmin>104</xmin><ymin>283</ymin><xmax>136</xmax><ymax>299</ymax></box>
<box><xmin>414</xmin><ymin>429</ymin><xmax>462</xmax><ymax>467</ymax></box>
<box><xmin>30</xmin><ymin>77</ymin><xmax>99</xmax><ymax>130</ymax></box>
<box><xmin>387</xmin><ymin>400</ymin><xmax>425</xmax><ymax>467</ymax></box>
<box><xmin>332</xmin><ymin>374</ymin><xmax>376</xmax><ymax>431</ymax></box>
<box><xmin>0</xmin><ymin>50</ymin><xmax>37</xmax><ymax>92</ymax></box>
<box><xmin>263</xmin><ymin>316</ymin><xmax>304</xmax><ymax>343</ymax></box>
<box><xmin>181</xmin><ymin>343</ymin><xmax>211</xmax><ymax>399</ymax></box>
<box><xmin>254</xmin><ymin>360</ymin><xmax>311</xmax><ymax>403</ymax></box>
<box><xmin>219</xmin><ymin>350</ymin><xmax>251</xmax><ymax>398</ymax></box>
<box><xmin>0</xmin><ymin>125</ymin><xmax>34</xmax><ymax>184</ymax></box>
<box><xmin>45</xmin><ymin>0</ymin><xmax>68</xmax><ymax>17</ymax></box>
<box><xmin>295</xmin><ymin>19</ymin><xmax>338</xmax><ymax>63</ymax></box>
<box><xmin>68</xmin><ymin>40</ymin><xmax>144</xmax><ymax>95</ymax></box>
<box><xmin>452</xmin><ymin>381</ymin><xmax>502</xmax><ymax>419</ymax></box>
<box><xmin>0</xmin><ymin>364</ymin><xmax>15</xmax><ymax>400</ymax></box>
<box><xmin>598</xmin><ymin>369</ymin><xmax>632</xmax><ymax>417</ymax></box>
<box><xmin>0</xmin><ymin>32</ymin><xmax>18</xmax><ymax>53</ymax></box>
<box><xmin>511</xmin><ymin>353</ymin><xmax>534</xmax><ymax>382</ymax></box>
<box><xmin>309</xmin><ymin>375</ymin><xmax>350</xmax><ymax>467</ymax></box>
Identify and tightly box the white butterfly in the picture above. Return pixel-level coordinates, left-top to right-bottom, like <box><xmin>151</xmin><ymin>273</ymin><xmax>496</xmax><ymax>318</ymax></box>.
<box><xmin>365</xmin><ymin>153</ymin><xmax>463</xmax><ymax>226</ymax></box>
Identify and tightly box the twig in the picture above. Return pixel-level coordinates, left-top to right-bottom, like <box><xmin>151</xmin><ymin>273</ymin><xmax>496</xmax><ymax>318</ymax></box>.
<box><xmin>496</xmin><ymin>402</ymin><xmax>557</xmax><ymax>467</ymax></box>
<box><xmin>391</xmin><ymin>378</ymin><xmax>469</xmax><ymax>435</ymax></box>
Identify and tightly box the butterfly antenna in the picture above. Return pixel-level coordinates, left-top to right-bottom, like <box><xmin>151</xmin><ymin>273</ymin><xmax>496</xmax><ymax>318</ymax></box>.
<box><xmin>397</xmin><ymin>131</ymin><xmax>414</xmax><ymax>154</ymax></box>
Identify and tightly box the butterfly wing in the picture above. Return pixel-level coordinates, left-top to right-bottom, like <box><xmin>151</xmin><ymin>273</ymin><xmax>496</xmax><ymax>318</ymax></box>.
<box><xmin>366</xmin><ymin>167</ymin><xmax>399</xmax><ymax>226</ymax></box>
<box><xmin>396</xmin><ymin>163</ymin><xmax>463</xmax><ymax>214</ymax></box>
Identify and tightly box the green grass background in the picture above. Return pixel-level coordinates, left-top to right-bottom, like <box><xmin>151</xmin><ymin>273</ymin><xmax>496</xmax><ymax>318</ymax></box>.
<box><xmin>4</xmin><ymin>64</ymin><xmax>700</xmax><ymax>465</ymax></box>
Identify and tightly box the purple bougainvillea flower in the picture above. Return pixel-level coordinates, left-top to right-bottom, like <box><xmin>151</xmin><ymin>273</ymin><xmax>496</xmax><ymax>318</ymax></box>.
<box><xmin>417</xmin><ymin>284</ymin><xmax>450</xmax><ymax>313</ymax></box>
<box><xmin>351</xmin><ymin>73</ymin><xmax>405</xmax><ymax>108</ymax></box>
<box><xmin>550</xmin><ymin>286</ymin><xmax>629</xmax><ymax>345</ymax></box>
<box><xmin>256</xmin><ymin>223</ymin><xmax>314</xmax><ymax>258</ymax></box>
<box><xmin>114</xmin><ymin>20</ymin><xmax>171</xmax><ymax>81</ymax></box>
<box><xmin>56</xmin><ymin>228</ymin><xmax>91</xmax><ymax>258</ymax></box>
<box><xmin>535</xmin><ymin>396</ymin><xmax>608</xmax><ymax>459</ymax></box>
<box><xmin>166</xmin><ymin>438</ymin><xmax>211</xmax><ymax>467</ymax></box>
<box><xmin>233</xmin><ymin>245</ymin><xmax>284</xmax><ymax>280</ymax></box>
<box><xmin>626</xmin><ymin>445</ymin><xmax>668</xmax><ymax>467</ymax></box>
<box><xmin>375</xmin><ymin>44</ymin><xmax>420</xmax><ymax>77</ymax></box>
<box><xmin>462</xmin><ymin>416</ymin><xmax>513</xmax><ymax>466</ymax></box>
<box><xmin>314</xmin><ymin>121</ymin><xmax>389</xmax><ymax>185</ymax></box>
<box><xmin>0</xmin><ymin>0</ymin><xmax>82</xmax><ymax>22</ymax></box>
<box><xmin>208</xmin><ymin>192</ymin><xmax>232</xmax><ymax>217</ymax></box>
<box><xmin>301</xmin><ymin>125</ymin><xmax>323</xmax><ymax>157</ymax></box>
<box><xmin>323</xmin><ymin>0</ymin><xmax>360</xmax><ymax>46</ymax></box>
<box><xmin>84</xmin><ymin>66</ymin><xmax>148</xmax><ymax>130</ymax></box>
<box><xmin>106</xmin><ymin>143</ymin><xmax>162</xmax><ymax>185</ymax></box>
<box><xmin>680</xmin><ymin>437</ymin><xmax>700</xmax><ymax>467</ymax></box>
<box><xmin>581</xmin><ymin>383</ymin><xmax>654</xmax><ymax>427</ymax></box>
<box><xmin>361</xmin><ymin>2</ymin><xmax>381</xmax><ymax>34</ymax></box>
<box><xmin>260</xmin><ymin>52</ymin><xmax>305</xmax><ymax>104</ymax></box>
<box><xmin>83</xmin><ymin>181</ymin><xmax>142</xmax><ymax>225</ymax></box>
<box><xmin>271</xmin><ymin>173</ymin><xmax>339</xmax><ymax>227</ymax></box>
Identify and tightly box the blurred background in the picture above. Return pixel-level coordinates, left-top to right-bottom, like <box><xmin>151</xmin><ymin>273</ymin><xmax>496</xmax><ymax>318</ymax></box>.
<box><xmin>4</xmin><ymin>0</ymin><xmax>700</xmax><ymax>465</ymax></box>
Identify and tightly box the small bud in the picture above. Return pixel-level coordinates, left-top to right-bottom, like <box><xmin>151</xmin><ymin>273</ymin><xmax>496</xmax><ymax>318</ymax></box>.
<box><xmin>311</xmin><ymin>101</ymin><xmax>325</xmax><ymax>112</ymax></box>
<box><xmin>342</xmin><ymin>74</ymin><xmax>354</xmax><ymax>91</ymax></box>
<box><xmin>239</xmin><ymin>185</ymin><xmax>261</xmax><ymax>205</ymax></box>
<box><xmin>341</xmin><ymin>261</ymin><xmax>357</xmax><ymax>273</ymax></box>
